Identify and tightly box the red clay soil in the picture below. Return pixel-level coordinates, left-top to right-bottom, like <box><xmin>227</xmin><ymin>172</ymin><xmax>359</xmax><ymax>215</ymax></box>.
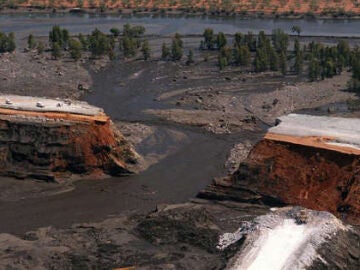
<box><xmin>52</xmin><ymin>118</ymin><xmax>134</xmax><ymax>179</ymax></box>
<box><xmin>8</xmin><ymin>0</ymin><xmax>360</xmax><ymax>15</ymax></box>
<box><xmin>230</xmin><ymin>139</ymin><xmax>360</xmax><ymax>224</ymax></box>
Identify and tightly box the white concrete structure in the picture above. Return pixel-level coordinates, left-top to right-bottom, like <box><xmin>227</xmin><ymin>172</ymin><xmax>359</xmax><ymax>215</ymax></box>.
<box><xmin>266</xmin><ymin>114</ymin><xmax>360</xmax><ymax>154</ymax></box>
<box><xmin>0</xmin><ymin>95</ymin><xmax>103</xmax><ymax>116</ymax></box>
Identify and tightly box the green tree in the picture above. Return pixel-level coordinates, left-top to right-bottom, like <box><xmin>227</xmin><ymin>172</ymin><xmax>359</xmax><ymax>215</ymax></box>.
<box><xmin>257</xmin><ymin>31</ymin><xmax>267</xmax><ymax>49</ymax></box>
<box><xmin>49</xmin><ymin>25</ymin><xmax>69</xmax><ymax>49</ymax></box>
<box><xmin>272</xmin><ymin>28</ymin><xmax>289</xmax><ymax>53</ymax></box>
<box><xmin>69</xmin><ymin>38</ymin><xmax>82</xmax><ymax>61</ymax></box>
<box><xmin>6</xmin><ymin>32</ymin><xmax>16</xmax><ymax>52</ymax></box>
<box><xmin>348</xmin><ymin>49</ymin><xmax>360</xmax><ymax>91</ymax></box>
<box><xmin>220</xmin><ymin>46</ymin><xmax>232</xmax><ymax>64</ymax></box>
<box><xmin>61</xmin><ymin>29</ymin><xmax>70</xmax><ymax>48</ymax></box>
<box><xmin>88</xmin><ymin>28</ymin><xmax>110</xmax><ymax>58</ymax></box>
<box><xmin>322</xmin><ymin>59</ymin><xmax>336</xmax><ymax>78</ymax></box>
<box><xmin>0</xmin><ymin>32</ymin><xmax>16</xmax><ymax>53</ymax></box>
<box><xmin>244</xmin><ymin>32</ymin><xmax>257</xmax><ymax>52</ymax></box>
<box><xmin>337</xmin><ymin>40</ymin><xmax>351</xmax><ymax>66</ymax></box>
<box><xmin>171</xmin><ymin>35</ymin><xmax>183</xmax><ymax>61</ymax></box>
<box><xmin>51</xmin><ymin>42</ymin><xmax>62</xmax><ymax>59</ymax></box>
<box><xmin>234</xmin><ymin>45</ymin><xmax>251</xmax><ymax>66</ymax></box>
<box><xmin>279</xmin><ymin>51</ymin><xmax>287</xmax><ymax>75</ymax></box>
<box><xmin>27</xmin><ymin>34</ymin><xmax>36</xmax><ymax>49</ymax></box>
<box><xmin>141</xmin><ymin>39</ymin><xmax>151</xmax><ymax>60</ymax></box>
<box><xmin>49</xmin><ymin>25</ymin><xmax>62</xmax><ymax>46</ymax></box>
<box><xmin>123</xmin><ymin>24</ymin><xmax>145</xmax><ymax>38</ymax></box>
<box><xmin>218</xmin><ymin>56</ymin><xmax>228</xmax><ymax>70</ymax></box>
<box><xmin>78</xmin><ymin>33</ymin><xmax>89</xmax><ymax>50</ymax></box>
<box><xmin>216</xmin><ymin>32</ymin><xmax>227</xmax><ymax>49</ymax></box>
<box><xmin>110</xmin><ymin>27</ymin><xmax>120</xmax><ymax>37</ymax></box>
<box><xmin>351</xmin><ymin>50</ymin><xmax>360</xmax><ymax>80</ymax></box>
<box><xmin>309</xmin><ymin>57</ymin><xmax>320</xmax><ymax>81</ymax></box>
<box><xmin>203</xmin><ymin>28</ymin><xmax>215</xmax><ymax>50</ymax></box>
<box><xmin>254</xmin><ymin>47</ymin><xmax>269</xmax><ymax>72</ymax></box>
<box><xmin>122</xmin><ymin>36</ymin><xmax>136</xmax><ymax>58</ymax></box>
<box><xmin>269</xmin><ymin>47</ymin><xmax>279</xmax><ymax>71</ymax></box>
<box><xmin>234</xmin><ymin>32</ymin><xmax>244</xmax><ymax>48</ymax></box>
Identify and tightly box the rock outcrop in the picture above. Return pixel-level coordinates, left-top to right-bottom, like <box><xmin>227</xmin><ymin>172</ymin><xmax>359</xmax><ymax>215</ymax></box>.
<box><xmin>200</xmin><ymin>114</ymin><xmax>360</xmax><ymax>225</ymax></box>
<box><xmin>0</xmin><ymin>95</ymin><xmax>138</xmax><ymax>181</ymax></box>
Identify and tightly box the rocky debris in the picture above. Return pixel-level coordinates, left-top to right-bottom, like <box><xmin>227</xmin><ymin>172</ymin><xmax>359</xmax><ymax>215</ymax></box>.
<box><xmin>0</xmin><ymin>97</ymin><xmax>139</xmax><ymax>181</ymax></box>
<box><xmin>224</xmin><ymin>141</ymin><xmax>253</xmax><ymax>174</ymax></box>
<box><xmin>0</xmin><ymin>202</ymin><xmax>357</xmax><ymax>270</ymax></box>
<box><xmin>0</xmin><ymin>52</ymin><xmax>92</xmax><ymax>99</ymax></box>
<box><xmin>0</xmin><ymin>201</ymin><xmax>269</xmax><ymax>270</ymax></box>
<box><xmin>145</xmin><ymin>109</ymin><xmax>257</xmax><ymax>134</ymax></box>
<box><xmin>245</xmin><ymin>72</ymin><xmax>355</xmax><ymax>124</ymax></box>
<box><xmin>136</xmin><ymin>203</ymin><xmax>221</xmax><ymax>253</ymax></box>
<box><xmin>225</xmin><ymin>207</ymin><xmax>354</xmax><ymax>270</ymax></box>
<box><xmin>310</xmin><ymin>225</ymin><xmax>360</xmax><ymax>269</ymax></box>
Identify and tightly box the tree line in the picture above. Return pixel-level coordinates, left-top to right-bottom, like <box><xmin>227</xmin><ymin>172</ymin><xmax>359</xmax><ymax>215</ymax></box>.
<box><xmin>0</xmin><ymin>31</ymin><xmax>15</xmax><ymax>53</ymax></box>
<box><xmin>198</xmin><ymin>28</ymin><xmax>360</xmax><ymax>91</ymax></box>
<box><xmin>44</xmin><ymin>24</ymin><xmax>149</xmax><ymax>61</ymax></box>
<box><xmin>2</xmin><ymin>25</ymin><xmax>360</xmax><ymax>92</ymax></box>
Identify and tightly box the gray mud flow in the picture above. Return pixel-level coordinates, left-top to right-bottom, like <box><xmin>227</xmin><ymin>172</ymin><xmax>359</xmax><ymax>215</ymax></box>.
<box><xmin>0</xmin><ymin>61</ymin><xmax>249</xmax><ymax>235</ymax></box>
<box><xmin>0</xmin><ymin>131</ymin><xmax>232</xmax><ymax>235</ymax></box>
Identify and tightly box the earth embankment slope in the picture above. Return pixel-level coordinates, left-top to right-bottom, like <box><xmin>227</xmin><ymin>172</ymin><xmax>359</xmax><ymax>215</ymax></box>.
<box><xmin>0</xmin><ymin>95</ymin><xmax>138</xmax><ymax>181</ymax></box>
<box><xmin>200</xmin><ymin>114</ymin><xmax>360</xmax><ymax>225</ymax></box>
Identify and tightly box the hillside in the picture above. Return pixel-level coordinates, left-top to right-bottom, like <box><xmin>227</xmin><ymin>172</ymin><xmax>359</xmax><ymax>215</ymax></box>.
<box><xmin>1</xmin><ymin>0</ymin><xmax>360</xmax><ymax>16</ymax></box>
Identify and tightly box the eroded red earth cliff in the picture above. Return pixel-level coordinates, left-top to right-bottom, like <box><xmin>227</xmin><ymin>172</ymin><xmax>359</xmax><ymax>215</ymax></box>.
<box><xmin>0</xmin><ymin>107</ymin><xmax>138</xmax><ymax>181</ymax></box>
<box><xmin>200</xmin><ymin>139</ymin><xmax>360</xmax><ymax>225</ymax></box>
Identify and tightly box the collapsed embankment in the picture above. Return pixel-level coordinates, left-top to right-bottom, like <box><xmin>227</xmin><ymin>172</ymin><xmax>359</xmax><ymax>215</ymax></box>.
<box><xmin>200</xmin><ymin>115</ymin><xmax>360</xmax><ymax>225</ymax></box>
<box><xmin>0</xmin><ymin>99</ymin><xmax>138</xmax><ymax>181</ymax></box>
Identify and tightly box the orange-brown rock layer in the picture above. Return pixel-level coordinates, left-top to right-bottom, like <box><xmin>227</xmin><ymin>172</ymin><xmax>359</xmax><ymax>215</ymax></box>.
<box><xmin>0</xmin><ymin>110</ymin><xmax>138</xmax><ymax>181</ymax></box>
<box><xmin>241</xmin><ymin>139</ymin><xmax>360</xmax><ymax>224</ymax></box>
<box><xmin>200</xmin><ymin>139</ymin><xmax>360</xmax><ymax>225</ymax></box>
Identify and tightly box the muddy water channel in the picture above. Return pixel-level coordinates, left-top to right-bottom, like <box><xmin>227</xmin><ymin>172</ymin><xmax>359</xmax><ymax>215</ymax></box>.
<box><xmin>0</xmin><ymin>58</ymin><xmax>259</xmax><ymax>234</ymax></box>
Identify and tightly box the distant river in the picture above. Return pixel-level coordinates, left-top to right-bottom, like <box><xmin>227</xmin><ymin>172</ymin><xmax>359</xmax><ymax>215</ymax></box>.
<box><xmin>0</xmin><ymin>13</ymin><xmax>360</xmax><ymax>38</ymax></box>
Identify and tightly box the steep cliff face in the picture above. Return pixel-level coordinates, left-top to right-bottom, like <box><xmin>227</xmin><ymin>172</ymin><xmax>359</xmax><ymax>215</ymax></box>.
<box><xmin>236</xmin><ymin>140</ymin><xmax>360</xmax><ymax>223</ymax></box>
<box><xmin>0</xmin><ymin>102</ymin><xmax>138</xmax><ymax>181</ymax></box>
<box><xmin>200</xmin><ymin>115</ymin><xmax>360</xmax><ymax>225</ymax></box>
